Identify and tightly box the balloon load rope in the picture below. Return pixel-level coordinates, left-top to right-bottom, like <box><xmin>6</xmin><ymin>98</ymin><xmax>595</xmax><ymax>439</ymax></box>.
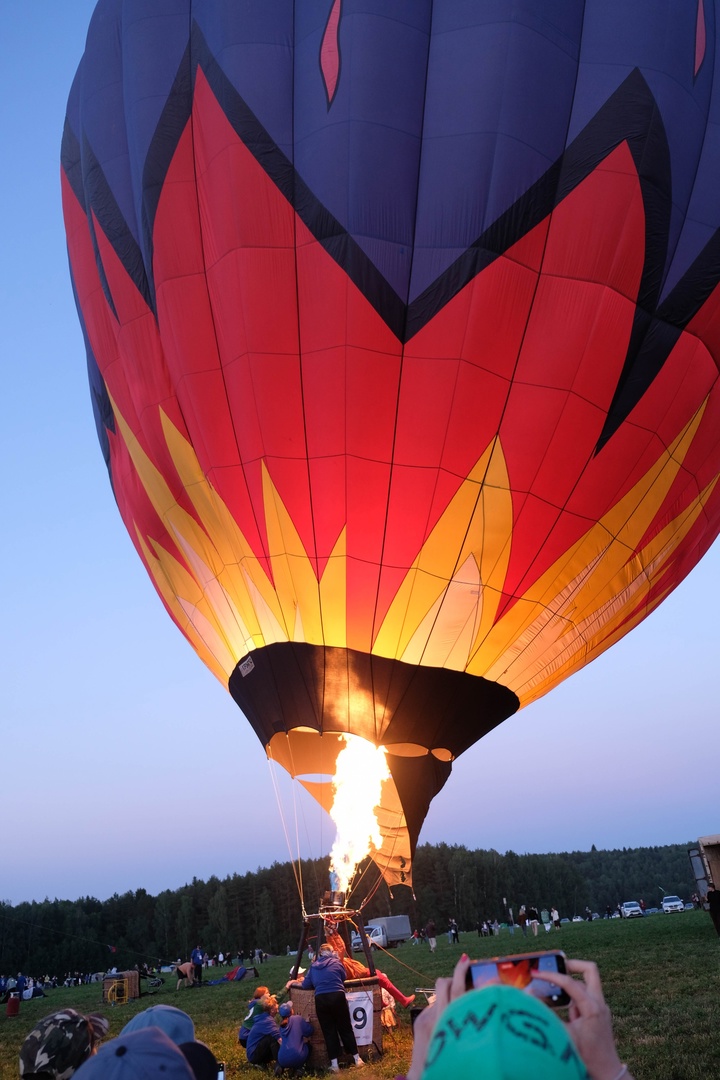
<box><xmin>266</xmin><ymin>757</ymin><xmax>304</xmax><ymax>894</ymax></box>
<box><xmin>289</xmin><ymin>903</ymin><xmax>380</xmax><ymax>980</ymax></box>
<box><xmin>303</xmin><ymin>903</ymin><xmax>434</xmax><ymax>986</ymax></box>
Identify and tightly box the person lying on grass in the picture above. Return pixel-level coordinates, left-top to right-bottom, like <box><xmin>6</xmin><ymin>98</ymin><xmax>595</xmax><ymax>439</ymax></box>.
<box><xmin>399</xmin><ymin>955</ymin><xmax>634</xmax><ymax>1080</ymax></box>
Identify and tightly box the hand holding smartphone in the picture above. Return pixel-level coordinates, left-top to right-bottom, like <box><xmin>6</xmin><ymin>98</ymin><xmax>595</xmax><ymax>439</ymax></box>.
<box><xmin>465</xmin><ymin>950</ymin><xmax>570</xmax><ymax>1007</ymax></box>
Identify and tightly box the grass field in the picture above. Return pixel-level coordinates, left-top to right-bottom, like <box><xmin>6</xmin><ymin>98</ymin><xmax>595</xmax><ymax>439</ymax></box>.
<box><xmin>1</xmin><ymin>911</ymin><xmax>717</xmax><ymax>1078</ymax></box>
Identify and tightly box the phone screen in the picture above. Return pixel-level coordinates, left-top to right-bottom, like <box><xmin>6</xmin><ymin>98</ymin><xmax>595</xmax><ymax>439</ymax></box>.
<box><xmin>466</xmin><ymin>952</ymin><xmax>569</xmax><ymax>1007</ymax></box>
<box><xmin>217</xmin><ymin>1065</ymin><xmax>225</xmax><ymax>1080</ymax></box>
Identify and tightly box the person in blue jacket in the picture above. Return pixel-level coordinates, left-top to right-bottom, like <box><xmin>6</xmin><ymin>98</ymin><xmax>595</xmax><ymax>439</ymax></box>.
<box><xmin>277</xmin><ymin>1000</ymin><xmax>313</xmax><ymax>1075</ymax></box>
<box><xmin>287</xmin><ymin>944</ymin><xmax>364</xmax><ymax>1073</ymax></box>
<box><xmin>246</xmin><ymin>996</ymin><xmax>281</xmax><ymax>1066</ymax></box>
<box><xmin>238</xmin><ymin>985</ymin><xmax>270</xmax><ymax>1048</ymax></box>
<box><xmin>190</xmin><ymin>945</ymin><xmax>204</xmax><ymax>986</ymax></box>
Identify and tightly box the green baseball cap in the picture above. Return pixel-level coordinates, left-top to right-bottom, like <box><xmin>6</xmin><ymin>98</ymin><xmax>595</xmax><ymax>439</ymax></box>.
<box><xmin>420</xmin><ymin>984</ymin><xmax>589</xmax><ymax>1080</ymax></box>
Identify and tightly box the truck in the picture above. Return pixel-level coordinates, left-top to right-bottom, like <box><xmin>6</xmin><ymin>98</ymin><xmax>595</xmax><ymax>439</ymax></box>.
<box><xmin>366</xmin><ymin>915</ymin><xmax>412</xmax><ymax>947</ymax></box>
<box><xmin>351</xmin><ymin>925</ymin><xmax>387</xmax><ymax>952</ymax></box>
<box><xmin>689</xmin><ymin>834</ymin><xmax>720</xmax><ymax>899</ymax></box>
<box><xmin>350</xmin><ymin>914</ymin><xmax>413</xmax><ymax>952</ymax></box>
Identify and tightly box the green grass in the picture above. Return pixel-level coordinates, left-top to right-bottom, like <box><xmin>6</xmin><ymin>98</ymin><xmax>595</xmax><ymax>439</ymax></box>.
<box><xmin>1</xmin><ymin>912</ymin><xmax>717</xmax><ymax>1077</ymax></box>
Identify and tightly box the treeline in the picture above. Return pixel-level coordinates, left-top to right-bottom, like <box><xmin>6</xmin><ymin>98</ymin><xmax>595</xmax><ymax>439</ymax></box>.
<box><xmin>0</xmin><ymin>842</ymin><xmax>695</xmax><ymax>975</ymax></box>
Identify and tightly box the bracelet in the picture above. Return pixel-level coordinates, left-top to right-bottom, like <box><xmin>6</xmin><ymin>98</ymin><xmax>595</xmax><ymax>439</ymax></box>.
<box><xmin>611</xmin><ymin>1066</ymin><xmax>628</xmax><ymax>1080</ymax></box>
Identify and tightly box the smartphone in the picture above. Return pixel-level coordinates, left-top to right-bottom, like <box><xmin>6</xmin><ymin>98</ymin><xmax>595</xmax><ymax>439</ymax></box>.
<box><xmin>217</xmin><ymin>1064</ymin><xmax>225</xmax><ymax>1080</ymax></box>
<box><xmin>465</xmin><ymin>950</ymin><xmax>570</xmax><ymax>1007</ymax></box>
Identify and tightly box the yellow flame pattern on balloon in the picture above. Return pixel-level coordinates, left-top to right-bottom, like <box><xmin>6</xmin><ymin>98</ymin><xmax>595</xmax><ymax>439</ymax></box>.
<box><xmin>111</xmin><ymin>390</ymin><xmax>714</xmax><ymax>711</ymax></box>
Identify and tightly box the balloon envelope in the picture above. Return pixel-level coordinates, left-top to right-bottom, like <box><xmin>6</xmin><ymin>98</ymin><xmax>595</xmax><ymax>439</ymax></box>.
<box><xmin>62</xmin><ymin>0</ymin><xmax>720</xmax><ymax>886</ymax></box>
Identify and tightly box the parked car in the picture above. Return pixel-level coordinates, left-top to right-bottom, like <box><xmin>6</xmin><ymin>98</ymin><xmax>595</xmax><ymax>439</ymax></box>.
<box><xmin>351</xmin><ymin>925</ymin><xmax>386</xmax><ymax>951</ymax></box>
<box><xmin>661</xmin><ymin>895</ymin><xmax>685</xmax><ymax>914</ymax></box>
<box><xmin>684</xmin><ymin>902</ymin><xmax>695</xmax><ymax>910</ymax></box>
<box><xmin>620</xmin><ymin>901</ymin><xmax>644</xmax><ymax>918</ymax></box>
<box><xmin>645</xmin><ymin>907</ymin><xmax>660</xmax><ymax>915</ymax></box>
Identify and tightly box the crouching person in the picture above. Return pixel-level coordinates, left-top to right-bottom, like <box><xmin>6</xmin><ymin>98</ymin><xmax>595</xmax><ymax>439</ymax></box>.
<box><xmin>287</xmin><ymin>943</ymin><xmax>365</xmax><ymax>1073</ymax></box>
<box><xmin>238</xmin><ymin>986</ymin><xmax>270</xmax><ymax>1049</ymax></box>
<box><xmin>277</xmin><ymin>1001</ymin><xmax>313</xmax><ymax>1076</ymax></box>
<box><xmin>246</xmin><ymin>995</ymin><xmax>281</xmax><ymax>1067</ymax></box>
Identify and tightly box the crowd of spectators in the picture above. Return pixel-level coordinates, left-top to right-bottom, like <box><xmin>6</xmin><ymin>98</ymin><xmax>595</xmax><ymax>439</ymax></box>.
<box><xmin>8</xmin><ymin>922</ymin><xmax>641</xmax><ymax>1080</ymax></box>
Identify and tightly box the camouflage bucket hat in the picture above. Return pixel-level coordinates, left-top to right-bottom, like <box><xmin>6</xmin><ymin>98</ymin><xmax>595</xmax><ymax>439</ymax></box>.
<box><xmin>19</xmin><ymin>1008</ymin><xmax>109</xmax><ymax>1079</ymax></box>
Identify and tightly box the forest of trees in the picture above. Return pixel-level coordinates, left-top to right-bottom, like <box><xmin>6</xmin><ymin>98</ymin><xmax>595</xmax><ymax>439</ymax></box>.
<box><xmin>0</xmin><ymin>841</ymin><xmax>696</xmax><ymax>976</ymax></box>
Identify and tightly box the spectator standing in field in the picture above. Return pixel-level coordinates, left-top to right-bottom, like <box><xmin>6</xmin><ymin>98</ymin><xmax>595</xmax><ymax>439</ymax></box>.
<box><xmin>425</xmin><ymin>919</ymin><xmax>437</xmax><ymax>953</ymax></box>
<box><xmin>527</xmin><ymin>906</ymin><xmax>540</xmax><ymax>936</ymax></box>
<box><xmin>552</xmin><ymin>906</ymin><xmax>561</xmax><ymax>929</ymax></box>
<box><xmin>191</xmin><ymin>945</ymin><xmax>204</xmax><ymax>986</ymax></box>
<box><xmin>449</xmin><ymin>918</ymin><xmax>459</xmax><ymax>944</ymax></box>
<box><xmin>286</xmin><ymin>943</ymin><xmax>365</xmax><ymax>1073</ymax></box>
<box><xmin>517</xmin><ymin>906</ymin><xmax>528</xmax><ymax>936</ymax></box>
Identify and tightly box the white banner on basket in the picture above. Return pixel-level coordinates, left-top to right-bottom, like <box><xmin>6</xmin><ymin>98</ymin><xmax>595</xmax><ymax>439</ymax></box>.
<box><xmin>346</xmin><ymin>989</ymin><xmax>374</xmax><ymax>1046</ymax></box>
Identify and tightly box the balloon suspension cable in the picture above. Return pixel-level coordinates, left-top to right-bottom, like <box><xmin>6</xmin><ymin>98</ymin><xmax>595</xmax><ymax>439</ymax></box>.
<box><xmin>267</xmin><ymin>755</ymin><xmax>306</xmax><ymax>911</ymax></box>
<box><xmin>354</xmin><ymin>862</ymin><xmax>386</xmax><ymax>912</ymax></box>
<box><xmin>290</xmin><ymin>759</ymin><xmax>307</xmax><ymax>914</ymax></box>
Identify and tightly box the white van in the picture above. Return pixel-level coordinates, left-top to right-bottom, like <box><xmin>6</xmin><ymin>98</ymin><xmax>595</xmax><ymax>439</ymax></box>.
<box><xmin>350</xmin><ymin>925</ymin><xmax>387</xmax><ymax>951</ymax></box>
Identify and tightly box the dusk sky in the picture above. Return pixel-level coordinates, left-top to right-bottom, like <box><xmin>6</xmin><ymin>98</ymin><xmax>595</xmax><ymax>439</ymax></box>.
<box><xmin>2</xmin><ymin>4</ymin><xmax>718</xmax><ymax>909</ymax></box>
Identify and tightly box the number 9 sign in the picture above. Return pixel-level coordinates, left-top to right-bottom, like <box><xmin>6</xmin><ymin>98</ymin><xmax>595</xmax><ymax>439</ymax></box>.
<box><xmin>346</xmin><ymin>990</ymin><xmax>374</xmax><ymax>1046</ymax></box>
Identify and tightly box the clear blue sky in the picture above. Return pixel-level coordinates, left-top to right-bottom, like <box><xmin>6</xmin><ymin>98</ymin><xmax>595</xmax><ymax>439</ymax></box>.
<box><xmin>2</xmin><ymin>4</ymin><xmax>717</xmax><ymax>908</ymax></box>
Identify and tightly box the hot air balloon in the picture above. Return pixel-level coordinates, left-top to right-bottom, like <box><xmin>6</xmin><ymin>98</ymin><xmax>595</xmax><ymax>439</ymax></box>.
<box><xmin>62</xmin><ymin>0</ymin><xmax>720</xmax><ymax>890</ymax></box>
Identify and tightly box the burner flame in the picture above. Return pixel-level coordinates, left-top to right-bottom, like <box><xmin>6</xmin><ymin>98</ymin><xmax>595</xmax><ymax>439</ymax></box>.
<box><xmin>329</xmin><ymin>734</ymin><xmax>390</xmax><ymax>893</ymax></box>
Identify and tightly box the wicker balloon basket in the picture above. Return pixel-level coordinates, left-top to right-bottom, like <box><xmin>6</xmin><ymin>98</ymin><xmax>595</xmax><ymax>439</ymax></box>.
<box><xmin>289</xmin><ymin>978</ymin><xmax>383</xmax><ymax>1068</ymax></box>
